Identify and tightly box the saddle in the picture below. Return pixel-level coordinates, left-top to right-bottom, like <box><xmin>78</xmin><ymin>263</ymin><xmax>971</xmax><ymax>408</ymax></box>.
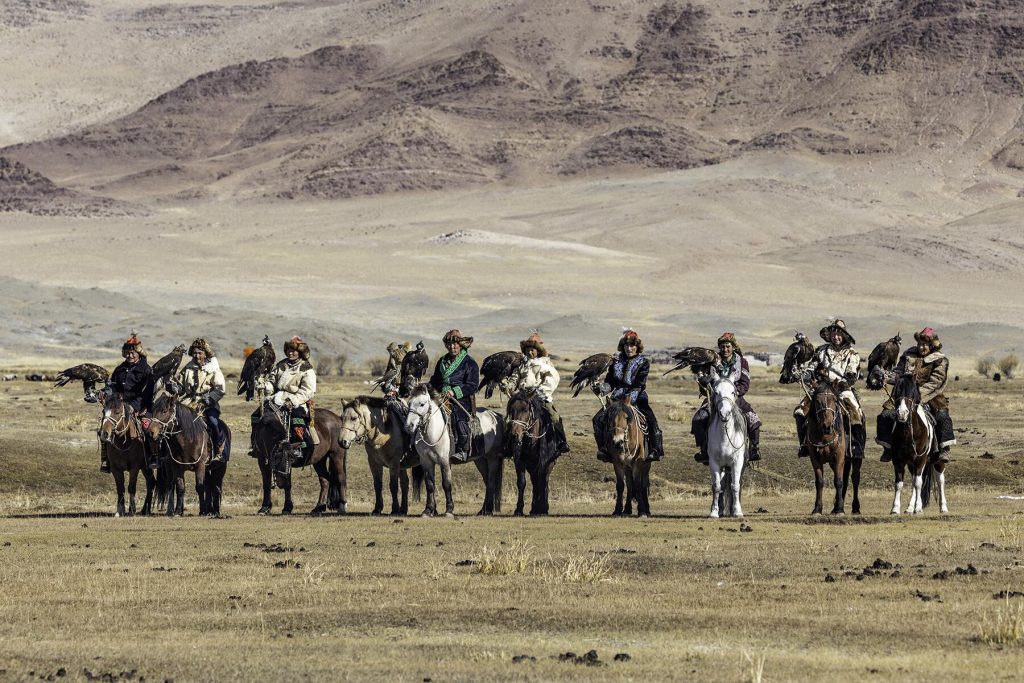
<box><xmin>447</xmin><ymin>412</ymin><xmax>487</xmax><ymax>461</ymax></box>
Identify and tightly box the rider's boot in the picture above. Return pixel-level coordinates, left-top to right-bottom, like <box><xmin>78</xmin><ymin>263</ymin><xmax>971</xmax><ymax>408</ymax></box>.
<box><xmin>209</xmin><ymin>430</ymin><xmax>224</xmax><ymax>464</ymax></box>
<box><xmin>851</xmin><ymin>423</ymin><xmax>866</xmax><ymax>460</ymax></box>
<box><xmin>692</xmin><ymin>418</ymin><xmax>709</xmax><ymax>464</ymax></box>
<box><xmin>554</xmin><ymin>417</ymin><xmax>571</xmax><ymax>455</ymax></box>
<box><xmin>645</xmin><ymin>427</ymin><xmax>664</xmax><ymax>462</ymax></box>
<box><xmin>934</xmin><ymin>409</ymin><xmax>954</xmax><ymax>463</ymax></box>
<box><xmin>879</xmin><ymin>447</ymin><xmax>892</xmax><ymax>462</ymax></box>
<box><xmin>400</xmin><ymin>432</ymin><xmax>418</xmax><ymax>468</ymax></box>
<box><xmin>936</xmin><ymin>445</ymin><xmax>951</xmax><ymax>463</ymax></box>
<box><xmin>247</xmin><ymin>411</ymin><xmax>259</xmax><ymax>457</ymax></box>
<box><xmin>99</xmin><ymin>443</ymin><xmax>110</xmax><ymax>473</ymax></box>
<box><xmin>748</xmin><ymin>424</ymin><xmax>761</xmax><ymax>462</ymax></box>
<box><xmin>451</xmin><ymin>421</ymin><xmax>471</xmax><ymax>463</ymax></box>
<box><xmin>795</xmin><ymin>414</ymin><xmax>809</xmax><ymax>457</ymax></box>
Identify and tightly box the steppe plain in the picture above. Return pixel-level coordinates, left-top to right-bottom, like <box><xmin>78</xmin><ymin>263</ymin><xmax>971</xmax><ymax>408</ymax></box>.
<box><xmin>3</xmin><ymin>0</ymin><xmax>1024</xmax><ymax>681</ymax></box>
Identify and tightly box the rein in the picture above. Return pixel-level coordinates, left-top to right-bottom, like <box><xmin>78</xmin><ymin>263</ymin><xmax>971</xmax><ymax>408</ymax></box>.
<box><xmin>150</xmin><ymin>402</ymin><xmax>208</xmax><ymax>466</ymax></box>
<box><xmin>713</xmin><ymin>393</ymin><xmax>748</xmax><ymax>451</ymax></box>
<box><xmin>410</xmin><ymin>393</ymin><xmax>448</xmax><ymax>447</ymax></box>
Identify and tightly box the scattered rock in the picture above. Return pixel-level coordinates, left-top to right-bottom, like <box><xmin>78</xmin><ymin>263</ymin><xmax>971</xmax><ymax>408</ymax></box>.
<box><xmin>993</xmin><ymin>590</ymin><xmax>1024</xmax><ymax>599</ymax></box>
<box><xmin>740</xmin><ymin>523</ymin><xmax>753</xmax><ymax>532</ymax></box>
<box><xmin>366</xmin><ymin>541</ymin><xmax>376</xmax><ymax>547</ymax></box>
<box><xmin>454</xmin><ymin>559</ymin><xmax>476</xmax><ymax>567</ymax></box>
<box><xmin>755</xmin><ymin>507</ymin><xmax>769</xmax><ymax>513</ymax></box>
<box><xmin>913</xmin><ymin>590</ymin><xmax>941</xmax><ymax>602</ymax></box>
<box><xmin>980</xmin><ymin>452</ymin><xmax>995</xmax><ymax>459</ymax></box>
<box><xmin>614</xmin><ymin>653</ymin><xmax>632</xmax><ymax>662</ymax></box>
<box><xmin>511</xmin><ymin>655</ymin><xmax>536</xmax><ymax>664</ymax></box>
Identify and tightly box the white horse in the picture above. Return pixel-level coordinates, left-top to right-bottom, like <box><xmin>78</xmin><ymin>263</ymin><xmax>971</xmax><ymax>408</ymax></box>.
<box><xmin>404</xmin><ymin>384</ymin><xmax>505</xmax><ymax>517</ymax></box>
<box><xmin>707</xmin><ymin>376</ymin><xmax>746</xmax><ymax>518</ymax></box>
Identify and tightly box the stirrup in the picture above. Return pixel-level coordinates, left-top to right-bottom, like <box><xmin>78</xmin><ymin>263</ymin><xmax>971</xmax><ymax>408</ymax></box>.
<box><xmin>596</xmin><ymin>450</ymin><xmax>612</xmax><ymax>463</ymax></box>
<box><xmin>694</xmin><ymin>451</ymin><xmax>708</xmax><ymax>464</ymax></box>
<box><xmin>748</xmin><ymin>445</ymin><xmax>761</xmax><ymax>462</ymax></box>
<box><xmin>451</xmin><ymin>450</ymin><xmax>469</xmax><ymax>463</ymax></box>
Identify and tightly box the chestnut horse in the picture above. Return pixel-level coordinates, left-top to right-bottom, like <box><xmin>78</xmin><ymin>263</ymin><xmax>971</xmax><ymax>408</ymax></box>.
<box><xmin>600</xmin><ymin>397</ymin><xmax>651</xmax><ymax>517</ymax></box>
<box><xmin>146</xmin><ymin>395</ymin><xmax>229</xmax><ymax>516</ymax></box>
<box><xmin>805</xmin><ymin>379</ymin><xmax>861</xmax><ymax>515</ymax></box>
<box><xmin>888</xmin><ymin>374</ymin><xmax>949</xmax><ymax>514</ymax></box>
<box><xmin>252</xmin><ymin>401</ymin><xmax>348</xmax><ymax>516</ymax></box>
<box><xmin>505</xmin><ymin>390</ymin><xmax>562</xmax><ymax>516</ymax></box>
<box><xmin>97</xmin><ymin>391</ymin><xmax>155</xmax><ymax>517</ymax></box>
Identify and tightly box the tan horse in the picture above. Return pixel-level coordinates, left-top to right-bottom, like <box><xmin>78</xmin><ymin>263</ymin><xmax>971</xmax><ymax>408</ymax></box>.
<box><xmin>339</xmin><ymin>396</ymin><xmax>416</xmax><ymax>516</ymax></box>
<box><xmin>97</xmin><ymin>391</ymin><xmax>155</xmax><ymax>517</ymax></box>
<box><xmin>601</xmin><ymin>397</ymin><xmax>651</xmax><ymax>517</ymax></box>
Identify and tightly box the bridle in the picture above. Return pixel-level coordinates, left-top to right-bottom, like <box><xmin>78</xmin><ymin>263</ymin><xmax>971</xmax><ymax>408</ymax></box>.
<box><xmin>711</xmin><ymin>382</ymin><xmax>747</xmax><ymax>451</ymax></box>
<box><xmin>808</xmin><ymin>381</ymin><xmax>842</xmax><ymax>448</ymax></box>
<box><xmin>508</xmin><ymin>394</ymin><xmax>547</xmax><ymax>441</ymax></box>
<box><xmin>893</xmin><ymin>377</ymin><xmax>929</xmax><ymax>459</ymax></box>
<box><xmin>408</xmin><ymin>391</ymin><xmax>447</xmax><ymax>447</ymax></box>
<box><xmin>610</xmin><ymin>402</ymin><xmax>646</xmax><ymax>460</ymax></box>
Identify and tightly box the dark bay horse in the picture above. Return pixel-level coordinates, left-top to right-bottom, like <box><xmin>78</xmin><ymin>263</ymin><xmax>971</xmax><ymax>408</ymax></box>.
<box><xmin>805</xmin><ymin>380</ymin><xmax>861</xmax><ymax>515</ymax></box>
<box><xmin>600</xmin><ymin>397</ymin><xmax>651</xmax><ymax>518</ymax></box>
<box><xmin>340</xmin><ymin>396</ymin><xmax>421</xmax><ymax>516</ymax></box>
<box><xmin>505</xmin><ymin>390</ymin><xmax>562</xmax><ymax>516</ymax></box>
<box><xmin>98</xmin><ymin>391</ymin><xmax>155</xmax><ymax>517</ymax></box>
<box><xmin>146</xmin><ymin>395</ymin><xmax>229</xmax><ymax>516</ymax></box>
<box><xmin>889</xmin><ymin>374</ymin><xmax>949</xmax><ymax>514</ymax></box>
<box><xmin>252</xmin><ymin>401</ymin><xmax>347</xmax><ymax>516</ymax></box>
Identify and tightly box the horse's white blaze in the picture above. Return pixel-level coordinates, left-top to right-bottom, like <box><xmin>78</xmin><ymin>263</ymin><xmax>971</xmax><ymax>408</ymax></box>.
<box><xmin>707</xmin><ymin>378</ymin><xmax>745</xmax><ymax>519</ymax></box>
<box><xmin>891</xmin><ymin>480</ymin><xmax>903</xmax><ymax>515</ymax></box>
<box><xmin>896</xmin><ymin>400</ymin><xmax>910</xmax><ymax>422</ymax></box>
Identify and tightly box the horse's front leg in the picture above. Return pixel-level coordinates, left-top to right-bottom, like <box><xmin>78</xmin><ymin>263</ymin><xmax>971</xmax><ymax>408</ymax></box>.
<box><xmin>811</xmin><ymin>459</ymin><xmax>824</xmax><ymax>515</ymax></box>
<box><xmin>709</xmin><ymin>461</ymin><xmax>723</xmax><ymax>518</ymax></box>
<box><xmin>127</xmin><ymin>466</ymin><xmax>139</xmax><ymax>516</ymax></box>
<box><xmin>112</xmin><ymin>467</ymin><xmax>127</xmax><ymax>518</ymax></box>
<box><xmin>333</xmin><ymin>452</ymin><xmax>348</xmax><ymax>515</ymax></box>
<box><xmin>514</xmin><ymin>462</ymin><xmax>527</xmax><ymax>517</ymax></box>
<box><xmin>258</xmin><ymin>456</ymin><xmax>273</xmax><ymax>515</ymax></box>
<box><xmin>624</xmin><ymin>465</ymin><xmax>636</xmax><ymax>518</ymax></box>
<box><xmin>421</xmin><ymin>460</ymin><xmax>437</xmax><ymax>517</ymax></box>
<box><xmin>281</xmin><ymin>475</ymin><xmax>293</xmax><ymax>515</ymax></box>
<box><xmin>891</xmin><ymin>462</ymin><xmax>904</xmax><ymax>515</ymax></box>
<box><xmin>311</xmin><ymin>458</ymin><xmax>330</xmax><ymax>515</ymax></box>
<box><xmin>440</xmin><ymin>458</ymin><xmax>455</xmax><ymax>518</ymax></box>
<box><xmin>388</xmin><ymin>463</ymin><xmax>403</xmax><ymax>516</ymax></box>
<box><xmin>831</xmin><ymin>460</ymin><xmax>846</xmax><ymax>515</ymax></box>
<box><xmin>141</xmin><ymin>466</ymin><xmax>155</xmax><ymax>515</ymax></box>
<box><xmin>398</xmin><ymin>467</ymin><xmax>408</xmax><ymax>516</ymax></box>
<box><xmin>935</xmin><ymin>463</ymin><xmax>949</xmax><ymax>513</ymax></box>
<box><xmin>909</xmin><ymin>467</ymin><xmax>924</xmax><ymax>514</ymax></box>
<box><xmin>634</xmin><ymin>465</ymin><xmax>650</xmax><ymax>518</ymax></box>
<box><xmin>613</xmin><ymin>463</ymin><xmax>625</xmax><ymax>516</ymax></box>
<box><xmin>174</xmin><ymin>474</ymin><xmax>186</xmax><ymax>516</ymax></box>
<box><xmin>850</xmin><ymin>458</ymin><xmax>861</xmax><ymax>515</ymax></box>
<box><xmin>196</xmin><ymin>465</ymin><xmax>208</xmax><ymax>517</ymax></box>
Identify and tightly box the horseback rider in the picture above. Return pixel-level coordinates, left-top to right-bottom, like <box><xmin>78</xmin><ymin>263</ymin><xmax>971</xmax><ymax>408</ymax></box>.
<box><xmin>692</xmin><ymin>332</ymin><xmax>762</xmax><ymax>464</ymax></box>
<box><xmin>429</xmin><ymin>329</ymin><xmax>479</xmax><ymax>463</ymax></box>
<box><xmin>594</xmin><ymin>329</ymin><xmax>663</xmax><ymax>462</ymax></box>
<box><xmin>794</xmin><ymin>319</ymin><xmax>866</xmax><ymax>460</ymax></box>
<box><xmin>877</xmin><ymin>327</ymin><xmax>955</xmax><ymax>463</ymax></box>
<box><xmin>511</xmin><ymin>333</ymin><xmax>570</xmax><ymax>455</ymax></box>
<box><xmin>100</xmin><ymin>334</ymin><xmax>155</xmax><ymax>473</ymax></box>
<box><xmin>260</xmin><ymin>336</ymin><xmax>318</xmax><ymax>463</ymax></box>
<box><xmin>168</xmin><ymin>338</ymin><xmax>226</xmax><ymax>464</ymax></box>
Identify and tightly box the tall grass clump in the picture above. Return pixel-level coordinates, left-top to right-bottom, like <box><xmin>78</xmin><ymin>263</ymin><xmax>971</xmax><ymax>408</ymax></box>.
<box><xmin>997</xmin><ymin>354</ymin><xmax>1019</xmax><ymax>379</ymax></box>
<box><xmin>975</xmin><ymin>355</ymin><xmax>995</xmax><ymax>378</ymax></box>
<box><xmin>979</xmin><ymin>599</ymin><xmax>1023</xmax><ymax>646</ymax></box>
<box><xmin>473</xmin><ymin>539</ymin><xmax>535</xmax><ymax>575</ymax></box>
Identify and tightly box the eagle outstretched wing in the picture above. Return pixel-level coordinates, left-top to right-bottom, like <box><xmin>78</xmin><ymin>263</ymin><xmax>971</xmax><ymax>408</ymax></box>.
<box><xmin>151</xmin><ymin>344</ymin><xmax>186</xmax><ymax>385</ymax></box>
<box><xmin>399</xmin><ymin>341</ymin><xmax>430</xmax><ymax>397</ymax></box>
<box><xmin>866</xmin><ymin>333</ymin><xmax>902</xmax><ymax>390</ymax></box>
<box><xmin>238</xmin><ymin>335</ymin><xmax>275</xmax><ymax>400</ymax></box>
<box><xmin>54</xmin><ymin>363</ymin><xmax>110</xmax><ymax>397</ymax></box>
<box><xmin>570</xmin><ymin>353</ymin><xmax>614</xmax><ymax>398</ymax></box>
<box><xmin>663</xmin><ymin>347</ymin><xmax>720</xmax><ymax>376</ymax></box>
<box><xmin>480</xmin><ymin>351</ymin><xmax>526</xmax><ymax>399</ymax></box>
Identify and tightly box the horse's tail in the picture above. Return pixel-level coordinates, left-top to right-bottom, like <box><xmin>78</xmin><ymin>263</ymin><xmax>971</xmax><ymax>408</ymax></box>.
<box><xmin>327</xmin><ymin>456</ymin><xmax>341</xmax><ymax>511</ymax></box>
<box><xmin>493</xmin><ymin>456</ymin><xmax>504</xmax><ymax>513</ymax></box>
<box><xmin>411</xmin><ymin>463</ymin><xmax>423</xmax><ymax>502</ymax></box>
<box><xmin>921</xmin><ymin>460</ymin><xmax>933</xmax><ymax>508</ymax></box>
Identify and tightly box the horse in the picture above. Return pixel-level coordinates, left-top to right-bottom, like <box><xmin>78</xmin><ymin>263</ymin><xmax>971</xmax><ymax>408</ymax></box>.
<box><xmin>706</xmin><ymin>377</ymin><xmax>746</xmax><ymax>518</ymax></box>
<box><xmin>97</xmin><ymin>391</ymin><xmax>155</xmax><ymax>517</ymax></box>
<box><xmin>888</xmin><ymin>374</ymin><xmax>949</xmax><ymax>514</ymax></box>
<box><xmin>146</xmin><ymin>395</ymin><xmax>230</xmax><ymax>516</ymax></box>
<box><xmin>505</xmin><ymin>390</ymin><xmax>562</xmax><ymax>516</ymax></box>
<box><xmin>340</xmin><ymin>395</ymin><xmax>422</xmax><ymax>516</ymax></box>
<box><xmin>251</xmin><ymin>400</ymin><xmax>348</xmax><ymax>516</ymax></box>
<box><xmin>404</xmin><ymin>384</ymin><xmax>504</xmax><ymax>518</ymax></box>
<box><xmin>804</xmin><ymin>379</ymin><xmax>861</xmax><ymax>515</ymax></box>
<box><xmin>599</xmin><ymin>397</ymin><xmax>651</xmax><ymax>517</ymax></box>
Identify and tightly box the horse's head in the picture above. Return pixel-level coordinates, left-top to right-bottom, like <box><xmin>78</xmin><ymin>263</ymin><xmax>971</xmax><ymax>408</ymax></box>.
<box><xmin>712</xmin><ymin>377</ymin><xmax>737</xmax><ymax>423</ymax></box>
<box><xmin>146</xmin><ymin>394</ymin><xmax>176</xmax><ymax>441</ymax></box>
<box><xmin>405</xmin><ymin>384</ymin><xmax>434</xmax><ymax>435</ymax></box>
<box><xmin>98</xmin><ymin>390</ymin><xmax>127</xmax><ymax>444</ymax></box>
<box><xmin>812</xmin><ymin>380</ymin><xmax>839</xmax><ymax>435</ymax></box>
<box><xmin>339</xmin><ymin>399</ymin><xmax>369</xmax><ymax>449</ymax></box>
<box><xmin>893</xmin><ymin>373</ymin><xmax>920</xmax><ymax>424</ymax></box>
<box><xmin>505</xmin><ymin>390</ymin><xmax>538</xmax><ymax>456</ymax></box>
<box><xmin>606</xmin><ymin>400</ymin><xmax>635</xmax><ymax>452</ymax></box>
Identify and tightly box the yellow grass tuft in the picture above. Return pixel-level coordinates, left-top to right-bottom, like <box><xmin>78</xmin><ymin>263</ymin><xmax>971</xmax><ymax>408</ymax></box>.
<box><xmin>743</xmin><ymin>650</ymin><xmax>767</xmax><ymax>683</ymax></box>
<box><xmin>473</xmin><ymin>539</ymin><xmax>535</xmax><ymax>575</ymax></box>
<box><xmin>979</xmin><ymin>599</ymin><xmax>1024</xmax><ymax>646</ymax></box>
<box><xmin>49</xmin><ymin>414</ymin><xmax>93</xmax><ymax>432</ymax></box>
<box><xmin>544</xmin><ymin>552</ymin><xmax>613</xmax><ymax>584</ymax></box>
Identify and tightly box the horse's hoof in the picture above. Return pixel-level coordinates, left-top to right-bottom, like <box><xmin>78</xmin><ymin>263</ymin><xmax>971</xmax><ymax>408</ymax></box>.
<box><xmin>281</xmin><ymin>508</ymin><xmax>293</xmax><ymax>516</ymax></box>
<box><xmin>444</xmin><ymin>512</ymin><xmax>456</xmax><ymax>519</ymax></box>
<box><xmin>257</xmin><ymin>506</ymin><xmax>271</xmax><ymax>515</ymax></box>
<box><xmin>513</xmin><ymin>510</ymin><xmax>524</xmax><ymax>517</ymax></box>
<box><xmin>638</xmin><ymin>513</ymin><xmax>650</xmax><ymax>519</ymax></box>
<box><xmin>370</xmin><ymin>509</ymin><xmax>382</xmax><ymax>516</ymax></box>
<box><xmin>709</xmin><ymin>511</ymin><xmax>719</xmax><ymax>519</ymax></box>
<box><xmin>310</xmin><ymin>505</ymin><xmax>326</xmax><ymax>517</ymax></box>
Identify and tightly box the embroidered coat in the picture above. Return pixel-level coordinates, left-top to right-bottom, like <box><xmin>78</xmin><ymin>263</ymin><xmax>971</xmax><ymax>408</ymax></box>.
<box><xmin>514</xmin><ymin>356</ymin><xmax>560</xmax><ymax>402</ymax></box>
<box><xmin>604</xmin><ymin>353</ymin><xmax>650</xmax><ymax>403</ymax></box>
<box><xmin>264</xmin><ymin>359</ymin><xmax>317</xmax><ymax>407</ymax></box>
<box><xmin>430</xmin><ymin>350</ymin><xmax>480</xmax><ymax>413</ymax></box>
<box><xmin>175</xmin><ymin>356</ymin><xmax>226</xmax><ymax>411</ymax></box>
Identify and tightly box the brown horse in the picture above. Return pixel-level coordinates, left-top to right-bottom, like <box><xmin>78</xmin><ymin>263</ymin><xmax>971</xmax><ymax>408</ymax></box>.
<box><xmin>146</xmin><ymin>395</ymin><xmax>229</xmax><ymax>516</ymax></box>
<box><xmin>600</xmin><ymin>397</ymin><xmax>651</xmax><ymax>517</ymax></box>
<box><xmin>339</xmin><ymin>396</ymin><xmax>420</xmax><ymax>516</ymax></box>
<box><xmin>506</xmin><ymin>390</ymin><xmax>561</xmax><ymax>516</ymax></box>
<box><xmin>805</xmin><ymin>380</ymin><xmax>860</xmax><ymax>515</ymax></box>
<box><xmin>888</xmin><ymin>374</ymin><xmax>948</xmax><ymax>514</ymax></box>
<box><xmin>252</xmin><ymin>401</ymin><xmax>347</xmax><ymax>516</ymax></box>
<box><xmin>97</xmin><ymin>391</ymin><xmax>155</xmax><ymax>517</ymax></box>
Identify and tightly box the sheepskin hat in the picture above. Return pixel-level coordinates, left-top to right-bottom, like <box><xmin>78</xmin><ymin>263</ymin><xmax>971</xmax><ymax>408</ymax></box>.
<box><xmin>283</xmin><ymin>336</ymin><xmax>311</xmax><ymax>360</ymax></box>
<box><xmin>717</xmin><ymin>332</ymin><xmax>742</xmax><ymax>355</ymax></box>
<box><xmin>442</xmin><ymin>329</ymin><xmax>473</xmax><ymax>349</ymax></box>
<box><xmin>520</xmin><ymin>333</ymin><xmax>547</xmax><ymax>357</ymax></box>
<box><xmin>188</xmin><ymin>338</ymin><xmax>215</xmax><ymax>358</ymax></box>
<box><xmin>617</xmin><ymin>328</ymin><xmax>644</xmax><ymax>354</ymax></box>
<box><xmin>914</xmin><ymin>327</ymin><xmax>942</xmax><ymax>352</ymax></box>
<box><xmin>819</xmin><ymin>319</ymin><xmax>855</xmax><ymax>346</ymax></box>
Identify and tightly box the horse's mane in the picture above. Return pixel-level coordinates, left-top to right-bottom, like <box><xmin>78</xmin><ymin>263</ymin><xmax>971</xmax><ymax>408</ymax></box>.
<box><xmin>154</xmin><ymin>395</ymin><xmax>208</xmax><ymax>444</ymax></box>
<box><xmin>354</xmin><ymin>395</ymin><xmax>389</xmax><ymax>410</ymax></box>
<box><xmin>891</xmin><ymin>373</ymin><xmax>920</xmax><ymax>404</ymax></box>
<box><xmin>606</xmin><ymin>399</ymin><xmax>634</xmax><ymax>423</ymax></box>
<box><xmin>410</xmin><ymin>383</ymin><xmax>441</xmax><ymax>402</ymax></box>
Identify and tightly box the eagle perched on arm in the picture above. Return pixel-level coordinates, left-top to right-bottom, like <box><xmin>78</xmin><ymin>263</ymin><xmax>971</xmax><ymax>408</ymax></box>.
<box><xmin>238</xmin><ymin>335</ymin><xmax>275</xmax><ymax>400</ymax></box>
<box><xmin>663</xmin><ymin>347</ymin><xmax>720</xmax><ymax>376</ymax></box>
<box><xmin>480</xmin><ymin>351</ymin><xmax>526</xmax><ymax>399</ymax></box>
<box><xmin>151</xmin><ymin>344</ymin><xmax>186</xmax><ymax>389</ymax></box>
<box><xmin>569</xmin><ymin>352</ymin><xmax>614</xmax><ymax>398</ymax></box>
<box><xmin>54</xmin><ymin>363</ymin><xmax>110</xmax><ymax>399</ymax></box>
<box><xmin>399</xmin><ymin>341</ymin><xmax>430</xmax><ymax>397</ymax></box>
<box><xmin>866</xmin><ymin>332</ymin><xmax>901</xmax><ymax>390</ymax></box>
<box><xmin>779</xmin><ymin>332</ymin><xmax>815</xmax><ymax>384</ymax></box>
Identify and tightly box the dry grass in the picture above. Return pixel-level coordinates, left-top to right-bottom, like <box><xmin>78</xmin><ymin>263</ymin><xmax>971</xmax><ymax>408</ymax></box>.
<box><xmin>979</xmin><ymin>600</ymin><xmax>1024</xmax><ymax>646</ymax></box>
<box><xmin>474</xmin><ymin>539</ymin><xmax>536</xmax><ymax>575</ymax></box>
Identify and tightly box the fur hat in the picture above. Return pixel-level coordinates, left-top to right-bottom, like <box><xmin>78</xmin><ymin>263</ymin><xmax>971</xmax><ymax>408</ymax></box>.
<box><xmin>914</xmin><ymin>326</ymin><xmax>942</xmax><ymax>352</ymax></box>
<box><xmin>717</xmin><ymin>332</ymin><xmax>741</xmax><ymax>354</ymax></box>
<box><xmin>520</xmin><ymin>333</ymin><xmax>547</xmax><ymax>357</ymax></box>
<box><xmin>283</xmin><ymin>336</ymin><xmax>311</xmax><ymax>360</ymax></box>
<box><xmin>618</xmin><ymin>328</ymin><xmax>644</xmax><ymax>354</ymax></box>
<box><xmin>819</xmin><ymin>319</ymin><xmax>855</xmax><ymax>346</ymax></box>
<box><xmin>121</xmin><ymin>333</ymin><xmax>146</xmax><ymax>358</ymax></box>
<box><xmin>442</xmin><ymin>329</ymin><xmax>473</xmax><ymax>349</ymax></box>
<box><xmin>188</xmin><ymin>338</ymin><xmax>215</xmax><ymax>358</ymax></box>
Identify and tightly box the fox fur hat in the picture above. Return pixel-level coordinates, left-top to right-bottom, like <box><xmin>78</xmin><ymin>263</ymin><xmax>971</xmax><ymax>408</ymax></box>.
<box><xmin>914</xmin><ymin>327</ymin><xmax>942</xmax><ymax>352</ymax></box>
<box><xmin>188</xmin><ymin>338</ymin><xmax>215</xmax><ymax>358</ymax></box>
<box><xmin>520</xmin><ymin>333</ymin><xmax>547</xmax><ymax>357</ymax></box>
<box><xmin>618</xmin><ymin>328</ymin><xmax>644</xmax><ymax>354</ymax></box>
<box><xmin>121</xmin><ymin>333</ymin><xmax>146</xmax><ymax>358</ymax></box>
<box><xmin>819</xmin><ymin>319</ymin><xmax>855</xmax><ymax>346</ymax></box>
<box><xmin>442</xmin><ymin>329</ymin><xmax>473</xmax><ymax>349</ymax></box>
<box><xmin>717</xmin><ymin>331</ymin><xmax>741</xmax><ymax>354</ymax></box>
<box><xmin>283</xmin><ymin>336</ymin><xmax>311</xmax><ymax>360</ymax></box>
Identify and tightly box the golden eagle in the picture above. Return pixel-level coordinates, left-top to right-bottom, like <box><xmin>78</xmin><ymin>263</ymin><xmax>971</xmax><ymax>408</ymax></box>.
<box><xmin>569</xmin><ymin>352</ymin><xmax>614</xmax><ymax>398</ymax></box>
<box><xmin>151</xmin><ymin>344</ymin><xmax>186</xmax><ymax>386</ymax></box>
<box><xmin>866</xmin><ymin>333</ymin><xmax>902</xmax><ymax>390</ymax></box>
<box><xmin>481</xmin><ymin>351</ymin><xmax>526</xmax><ymax>399</ymax></box>
<box><xmin>238</xmin><ymin>335</ymin><xmax>275</xmax><ymax>400</ymax></box>
<box><xmin>399</xmin><ymin>341</ymin><xmax>430</xmax><ymax>397</ymax></box>
<box><xmin>663</xmin><ymin>347</ymin><xmax>720</xmax><ymax>376</ymax></box>
<box><xmin>779</xmin><ymin>332</ymin><xmax>816</xmax><ymax>384</ymax></box>
<box><xmin>54</xmin><ymin>363</ymin><xmax>110</xmax><ymax>398</ymax></box>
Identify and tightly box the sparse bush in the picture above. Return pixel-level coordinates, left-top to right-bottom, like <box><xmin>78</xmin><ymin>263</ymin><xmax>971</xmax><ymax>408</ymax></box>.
<box><xmin>544</xmin><ymin>553</ymin><xmax>612</xmax><ymax>584</ymax></box>
<box><xmin>367</xmin><ymin>357</ymin><xmax>388</xmax><ymax>376</ymax></box>
<box><xmin>473</xmin><ymin>540</ymin><xmax>535</xmax><ymax>575</ymax></box>
<box><xmin>334</xmin><ymin>354</ymin><xmax>348</xmax><ymax>378</ymax></box>
<box><xmin>998</xmin><ymin>354</ymin><xmax>1019</xmax><ymax>379</ymax></box>
<box><xmin>317</xmin><ymin>357</ymin><xmax>335</xmax><ymax>376</ymax></box>
<box><xmin>976</xmin><ymin>356</ymin><xmax>995</xmax><ymax>377</ymax></box>
<box><xmin>979</xmin><ymin>599</ymin><xmax>1023</xmax><ymax>646</ymax></box>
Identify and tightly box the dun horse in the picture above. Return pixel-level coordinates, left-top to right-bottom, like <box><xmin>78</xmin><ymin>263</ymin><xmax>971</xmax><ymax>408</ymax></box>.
<box><xmin>146</xmin><ymin>394</ymin><xmax>230</xmax><ymax>516</ymax></box>
<box><xmin>251</xmin><ymin>401</ymin><xmax>348</xmax><ymax>515</ymax></box>
<box><xmin>404</xmin><ymin>384</ymin><xmax>504</xmax><ymax>517</ymax></box>
<box><xmin>706</xmin><ymin>377</ymin><xmax>746</xmax><ymax>518</ymax></box>
<box><xmin>599</xmin><ymin>397</ymin><xmax>651</xmax><ymax>517</ymax></box>
<box><xmin>804</xmin><ymin>379</ymin><xmax>861</xmax><ymax>515</ymax></box>
<box><xmin>340</xmin><ymin>396</ymin><xmax>421</xmax><ymax>516</ymax></box>
<box><xmin>505</xmin><ymin>390</ymin><xmax>563</xmax><ymax>516</ymax></box>
<box><xmin>97</xmin><ymin>391</ymin><xmax>155</xmax><ymax>517</ymax></box>
<box><xmin>889</xmin><ymin>374</ymin><xmax>949</xmax><ymax>514</ymax></box>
